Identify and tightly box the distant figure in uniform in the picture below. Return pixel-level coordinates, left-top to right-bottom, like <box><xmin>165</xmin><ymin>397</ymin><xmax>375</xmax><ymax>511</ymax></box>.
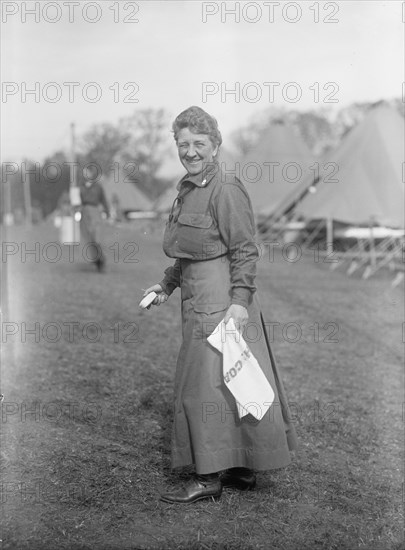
<box><xmin>79</xmin><ymin>166</ymin><xmax>110</xmax><ymax>272</ymax></box>
<box><xmin>57</xmin><ymin>191</ymin><xmax>71</xmax><ymax>216</ymax></box>
<box><xmin>110</xmin><ymin>192</ymin><xmax>122</xmax><ymax>223</ymax></box>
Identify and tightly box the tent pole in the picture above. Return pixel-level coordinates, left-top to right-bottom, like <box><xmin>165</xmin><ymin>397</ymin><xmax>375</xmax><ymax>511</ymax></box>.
<box><xmin>302</xmin><ymin>219</ymin><xmax>324</xmax><ymax>248</ymax></box>
<box><xmin>326</xmin><ymin>217</ymin><xmax>333</xmax><ymax>253</ymax></box>
<box><xmin>369</xmin><ymin>220</ymin><xmax>376</xmax><ymax>268</ymax></box>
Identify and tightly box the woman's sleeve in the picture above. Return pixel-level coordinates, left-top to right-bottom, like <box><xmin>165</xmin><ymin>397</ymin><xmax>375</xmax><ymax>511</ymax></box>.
<box><xmin>215</xmin><ymin>183</ymin><xmax>259</xmax><ymax>308</ymax></box>
<box><xmin>159</xmin><ymin>259</ymin><xmax>181</xmax><ymax>296</ymax></box>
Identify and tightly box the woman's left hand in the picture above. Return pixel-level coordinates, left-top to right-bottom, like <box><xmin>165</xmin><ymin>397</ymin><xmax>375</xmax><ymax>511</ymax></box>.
<box><xmin>224</xmin><ymin>304</ymin><xmax>249</xmax><ymax>333</ymax></box>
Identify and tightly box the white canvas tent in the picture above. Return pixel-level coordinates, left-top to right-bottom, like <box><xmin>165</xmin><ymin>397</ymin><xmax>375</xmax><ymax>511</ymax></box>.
<box><xmin>153</xmin><ymin>156</ymin><xmax>184</xmax><ymax>214</ymax></box>
<box><xmin>153</xmin><ymin>184</ymin><xmax>179</xmax><ymax>214</ymax></box>
<box><xmin>102</xmin><ymin>175</ymin><xmax>153</xmax><ymax>217</ymax></box>
<box><xmin>241</xmin><ymin>120</ymin><xmax>315</xmax><ymax>217</ymax></box>
<box><xmin>294</xmin><ymin>104</ymin><xmax>404</xmax><ymax>228</ymax></box>
<box><xmin>290</xmin><ymin>104</ymin><xmax>405</xmax><ymax>283</ymax></box>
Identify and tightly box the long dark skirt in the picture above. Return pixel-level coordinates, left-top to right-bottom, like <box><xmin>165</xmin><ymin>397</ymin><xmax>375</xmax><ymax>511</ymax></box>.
<box><xmin>80</xmin><ymin>205</ymin><xmax>105</xmax><ymax>263</ymax></box>
<box><xmin>171</xmin><ymin>256</ymin><xmax>298</xmax><ymax>474</ymax></box>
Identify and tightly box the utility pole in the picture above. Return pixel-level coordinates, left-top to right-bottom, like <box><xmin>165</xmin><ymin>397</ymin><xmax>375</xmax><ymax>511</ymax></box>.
<box><xmin>1</xmin><ymin>179</ymin><xmax>11</xmax><ymax>331</ymax></box>
<box><xmin>61</xmin><ymin>122</ymin><xmax>80</xmax><ymax>244</ymax></box>
<box><xmin>23</xmin><ymin>167</ymin><xmax>32</xmax><ymax>225</ymax></box>
<box><xmin>70</xmin><ymin>122</ymin><xmax>78</xmax><ymax>190</ymax></box>
<box><xmin>70</xmin><ymin>122</ymin><xmax>80</xmax><ymax>242</ymax></box>
<box><xmin>4</xmin><ymin>178</ymin><xmax>12</xmax><ymax>224</ymax></box>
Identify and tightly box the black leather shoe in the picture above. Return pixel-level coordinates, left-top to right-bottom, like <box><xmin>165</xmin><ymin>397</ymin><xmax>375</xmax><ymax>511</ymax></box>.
<box><xmin>160</xmin><ymin>477</ymin><xmax>222</xmax><ymax>504</ymax></box>
<box><xmin>220</xmin><ymin>468</ymin><xmax>256</xmax><ymax>491</ymax></box>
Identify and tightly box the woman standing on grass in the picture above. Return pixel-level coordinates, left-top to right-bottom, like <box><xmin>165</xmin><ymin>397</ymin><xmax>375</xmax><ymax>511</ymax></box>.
<box><xmin>143</xmin><ymin>106</ymin><xmax>297</xmax><ymax>503</ymax></box>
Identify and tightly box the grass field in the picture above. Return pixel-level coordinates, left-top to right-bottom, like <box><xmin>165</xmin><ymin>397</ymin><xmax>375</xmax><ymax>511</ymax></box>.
<box><xmin>1</xmin><ymin>219</ymin><xmax>403</xmax><ymax>550</ymax></box>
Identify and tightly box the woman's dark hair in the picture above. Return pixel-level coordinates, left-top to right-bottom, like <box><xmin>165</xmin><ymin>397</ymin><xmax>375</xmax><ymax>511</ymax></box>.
<box><xmin>172</xmin><ymin>106</ymin><xmax>222</xmax><ymax>148</ymax></box>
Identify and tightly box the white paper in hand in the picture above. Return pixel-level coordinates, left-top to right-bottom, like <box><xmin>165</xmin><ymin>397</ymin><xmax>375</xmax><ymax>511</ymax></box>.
<box><xmin>139</xmin><ymin>291</ymin><xmax>157</xmax><ymax>309</ymax></box>
<box><xmin>207</xmin><ymin>318</ymin><xmax>275</xmax><ymax>421</ymax></box>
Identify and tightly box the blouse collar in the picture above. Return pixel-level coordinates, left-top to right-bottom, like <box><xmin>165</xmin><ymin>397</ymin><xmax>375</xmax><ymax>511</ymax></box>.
<box><xmin>176</xmin><ymin>161</ymin><xmax>218</xmax><ymax>190</ymax></box>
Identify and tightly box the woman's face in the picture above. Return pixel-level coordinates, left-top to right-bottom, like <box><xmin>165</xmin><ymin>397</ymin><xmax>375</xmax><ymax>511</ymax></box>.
<box><xmin>176</xmin><ymin>128</ymin><xmax>218</xmax><ymax>176</ymax></box>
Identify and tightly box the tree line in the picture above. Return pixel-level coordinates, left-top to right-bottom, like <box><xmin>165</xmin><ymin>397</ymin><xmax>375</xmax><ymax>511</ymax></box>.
<box><xmin>3</xmin><ymin>99</ymin><xmax>403</xmax><ymax>221</ymax></box>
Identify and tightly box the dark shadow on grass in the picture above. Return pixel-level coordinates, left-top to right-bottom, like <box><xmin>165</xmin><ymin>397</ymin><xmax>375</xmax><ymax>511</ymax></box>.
<box><xmin>138</xmin><ymin>384</ymin><xmax>196</xmax><ymax>484</ymax></box>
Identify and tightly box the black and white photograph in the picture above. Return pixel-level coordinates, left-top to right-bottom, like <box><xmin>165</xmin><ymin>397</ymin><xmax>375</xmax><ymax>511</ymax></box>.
<box><xmin>1</xmin><ymin>1</ymin><xmax>404</xmax><ymax>549</ymax></box>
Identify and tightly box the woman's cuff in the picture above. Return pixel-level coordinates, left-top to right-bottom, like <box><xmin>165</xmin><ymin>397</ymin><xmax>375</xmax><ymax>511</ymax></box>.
<box><xmin>159</xmin><ymin>279</ymin><xmax>176</xmax><ymax>296</ymax></box>
<box><xmin>231</xmin><ymin>287</ymin><xmax>253</xmax><ymax>309</ymax></box>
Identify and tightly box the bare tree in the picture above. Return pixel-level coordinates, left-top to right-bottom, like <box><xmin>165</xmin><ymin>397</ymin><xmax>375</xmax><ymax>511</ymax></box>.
<box><xmin>79</xmin><ymin>122</ymin><xmax>130</xmax><ymax>183</ymax></box>
<box><xmin>117</xmin><ymin>108</ymin><xmax>171</xmax><ymax>199</ymax></box>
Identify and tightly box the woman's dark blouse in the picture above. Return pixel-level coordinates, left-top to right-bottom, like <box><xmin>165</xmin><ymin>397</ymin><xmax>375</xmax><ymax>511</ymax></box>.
<box><xmin>160</xmin><ymin>162</ymin><xmax>259</xmax><ymax>309</ymax></box>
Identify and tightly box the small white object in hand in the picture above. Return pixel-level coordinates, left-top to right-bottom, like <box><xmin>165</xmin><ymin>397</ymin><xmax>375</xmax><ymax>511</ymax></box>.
<box><xmin>139</xmin><ymin>291</ymin><xmax>157</xmax><ymax>309</ymax></box>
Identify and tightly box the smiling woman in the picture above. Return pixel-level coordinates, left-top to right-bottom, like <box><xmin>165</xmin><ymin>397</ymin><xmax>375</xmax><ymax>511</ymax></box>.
<box><xmin>173</xmin><ymin>107</ymin><xmax>222</xmax><ymax>176</ymax></box>
<box><xmin>176</xmin><ymin>128</ymin><xmax>218</xmax><ymax>176</ymax></box>
<box><xmin>142</xmin><ymin>105</ymin><xmax>298</xmax><ymax>504</ymax></box>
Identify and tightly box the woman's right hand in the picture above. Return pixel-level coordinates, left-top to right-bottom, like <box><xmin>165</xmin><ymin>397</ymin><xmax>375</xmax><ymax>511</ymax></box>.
<box><xmin>143</xmin><ymin>284</ymin><xmax>169</xmax><ymax>306</ymax></box>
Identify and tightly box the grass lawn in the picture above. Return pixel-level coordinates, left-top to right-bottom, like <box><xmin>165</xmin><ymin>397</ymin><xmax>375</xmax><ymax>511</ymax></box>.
<box><xmin>1</xmin><ymin>219</ymin><xmax>403</xmax><ymax>550</ymax></box>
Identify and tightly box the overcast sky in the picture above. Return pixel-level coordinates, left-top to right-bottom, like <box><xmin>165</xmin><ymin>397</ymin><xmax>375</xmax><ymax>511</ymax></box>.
<box><xmin>1</xmin><ymin>0</ymin><xmax>403</xmax><ymax>163</ymax></box>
